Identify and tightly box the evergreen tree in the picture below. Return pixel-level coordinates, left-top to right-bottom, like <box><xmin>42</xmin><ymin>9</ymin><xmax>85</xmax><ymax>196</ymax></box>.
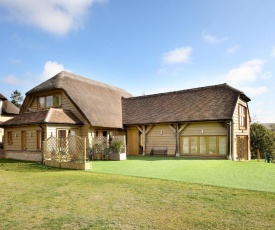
<box><xmin>10</xmin><ymin>90</ymin><xmax>23</xmax><ymax>108</ymax></box>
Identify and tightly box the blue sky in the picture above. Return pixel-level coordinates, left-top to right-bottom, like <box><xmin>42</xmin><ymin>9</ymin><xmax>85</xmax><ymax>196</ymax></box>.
<box><xmin>0</xmin><ymin>0</ymin><xmax>275</xmax><ymax>123</ymax></box>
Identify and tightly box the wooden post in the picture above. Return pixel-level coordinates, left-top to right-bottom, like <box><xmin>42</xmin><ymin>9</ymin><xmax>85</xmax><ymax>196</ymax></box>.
<box><xmin>143</xmin><ymin>126</ymin><xmax>146</xmax><ymax>156</ymax></box>
<box><xmin>176</xmin><ymin>124</ymin><xmax>180</xmax><ymax>157</ymax></box>
<box><xmin>84</xmin><ymin>137</ymin><xmax>86</xmax><ymax>162</ymax></box>
<box><xmin>257</xmin><ymin>149</ymin><xmax>260</xmax><ymax>162</ymax></box>
<box><xmin>124</xmin><ymin>135</ymin><xmax>126</xmax><ymax>154</ymax></box>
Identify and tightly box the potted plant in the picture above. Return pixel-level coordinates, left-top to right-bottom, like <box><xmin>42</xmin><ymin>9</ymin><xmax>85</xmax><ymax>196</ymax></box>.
<box><xmin>109</xmin><ymin>139</ymin><xmax>126</xmax><ymax>160</ymax></box>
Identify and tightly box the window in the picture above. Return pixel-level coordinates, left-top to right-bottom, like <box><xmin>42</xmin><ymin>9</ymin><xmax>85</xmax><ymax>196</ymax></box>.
<box><xmin>38</xmin><ymin>97</ymin><xmax>45</xmax><ymax>109</ymax></box>
<box><xmin>219</xmin><ymin>136</ymin><xmax>227</xmax><ymax>155</ymax></box>
<box><xmin>200</xmin><ymin>136</ymin><xmax>207</xmax><ymax>154</ymax></box>
<box><xmin>181</xmin><ymin>136</ymin><xmax>227</xmax><ymax>155</ymax></box>
<box><xmin>190</xmin><ymin>137</ymin><xmax>198</xmax><ymax>154</ymax></box>
<box><xmin>7</xmin><ymin>131</ymin><xmax>12</xmax><ymax>145</ymax></box>
<box><xmin>38</xmin><ymin>94</ymin><xmax>61</xmax><ymax>109</ymax></box>
<box><xmin>53</xmin><ymin>94</ymin><xmax>60</xmax><ymax>106</ymax></box>
<box><xmin>46</xmin><ymin>96</ymin><xmax>53</xmax><ymax>107</ymax></box>
<box><xmin>239</xmin><ymin>105</ymin><xmax>247</xmax><ymax>129</ymax></box>
<box><xmin>183</xmin><ymin>137</ymin><xmax>189</xmax><ymax>154</ymax></box>
<box><xmin>208</xmin><ymin>136</ymin><xmax>217</xmax><ymax>154</ymax></box>
<box><xmin>57</xmin><ymin>129</ymin><xmax>67</xmax><ymax>149</ymax></box>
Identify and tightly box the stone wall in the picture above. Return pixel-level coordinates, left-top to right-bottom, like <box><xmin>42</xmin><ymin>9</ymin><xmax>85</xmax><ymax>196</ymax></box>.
<box><xmin>5</xmin><ymin>150</ymin><xmax>42</xmax><ymax>162</ymax></box>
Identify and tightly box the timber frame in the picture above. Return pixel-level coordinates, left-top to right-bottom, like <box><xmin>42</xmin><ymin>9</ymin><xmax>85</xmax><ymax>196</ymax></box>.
<box><xmin>123</xmin><ymin>83</ymin><xmax>251</xmax><ymax>160</ymax></box>
<box><xmin>1</xmin><ymin>73</ymin><xmax>251</xmax><ymax>161</ymax></box>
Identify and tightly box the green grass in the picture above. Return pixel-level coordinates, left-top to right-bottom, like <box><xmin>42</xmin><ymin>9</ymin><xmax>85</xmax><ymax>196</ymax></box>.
<box><xmin>0</xmin><ymin>158</ymin><xmax>275</xmax><ymax>229</ymax></box>
<box><xmin>92</xmin><ymin>156</ymin><xmax>275</xmax><ymax>193</ymax></box>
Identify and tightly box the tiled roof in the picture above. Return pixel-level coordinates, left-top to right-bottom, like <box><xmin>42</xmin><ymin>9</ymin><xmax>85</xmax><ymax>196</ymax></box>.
<box><xmin>122</xmin><ymin>83</ymin><xmax>250</xmax><ymax>125</ymax></box>
<box><xmin>21</xmin><ymin>71</ymin><xmax>132</xmax><ymax>128</ymax></box>
<box><xmin>0</xmin><ymin>108</ymin><xmax>83</xmax><ymax>127</ymax></box>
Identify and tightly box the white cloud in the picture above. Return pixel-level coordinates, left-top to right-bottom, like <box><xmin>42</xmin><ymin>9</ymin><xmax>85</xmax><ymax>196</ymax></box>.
<box><xmin>202</xmin><ymin>31</ymin><xmax>228</xmax><ymax>44</ymax></box>
<box><xmin>240</xmin><ymin>86</ymin><xmax>268</xmax><ymax>96</ymax></box>
<box><xmin>0</xmin><ymin>0</ymin><xmax>106</xmax><ymax>35</ymax></box>
<box><xmin>271</xmin><ymin>45</ymin><xmax>275</xmax><ymax>57</ymax></box>
<box><xmin>162</xmin><ymin>46</ymin><xmax>193</xmax><ymax>64</ymax></box>
<box><xmin>226</xmin><ymin>45</ymin><xmax>240</xmax><ymax>54</ymax></box>
<box><xmin>225</xmin><ymin>59</ymin><xmax>265</xmax><ymax>85</ymax></box>
<box><xmin>40</xmin><ymin>61</ymin><xmax>69</xmax><ymax>80</ymax></box>
<box><xmin>1</xmin><ymin>75</ymin><xmax>21</xmax><ymax>85</ymax></box>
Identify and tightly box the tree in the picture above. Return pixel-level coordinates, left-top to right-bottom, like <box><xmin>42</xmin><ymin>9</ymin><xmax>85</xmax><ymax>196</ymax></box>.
<box><xmin>10</xmin><ymin>90</ymin><xmax>23</xmax><ymax>108</ymax></box>
<box><xmin>250</xmin><ymin>123</ymin><xmax>275</xmax><ymax>159</ymax></box>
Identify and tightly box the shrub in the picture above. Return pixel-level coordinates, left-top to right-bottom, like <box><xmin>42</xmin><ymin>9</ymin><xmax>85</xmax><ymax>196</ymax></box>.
<box><xmin>110</xmin><ymin>139</ymin><xmax>124</xmax><ymax>154</ymax></box>
<box><xmin>250</xmin><ymin>123</ymin><xmax>275</xmax><ymax>158</ymax></box>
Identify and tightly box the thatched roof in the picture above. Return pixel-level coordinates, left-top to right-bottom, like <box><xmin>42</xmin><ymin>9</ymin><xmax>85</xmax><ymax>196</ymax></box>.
<box><xmin>0</xmin><ymin>108</ymin><xmax>83</xmax><ymax>127</ymax></box>
<box><xmin>0</xmin><ymin>93</ymin><xmax>20</xmax><ymax>115</ymax></box>
<box><xmin>122</xmin><ymin>83</ymin><xmax>250</xmax><ymax>125</ymax></box>
<box><xmin>0</xmin><ymin>93</ymin><xmax>7</xmax><ymax>100</ymax></box>
<box><xmin>21</xmin><ymin>71</ymin><xmax>132</xmax><ymax>128</ymax></box>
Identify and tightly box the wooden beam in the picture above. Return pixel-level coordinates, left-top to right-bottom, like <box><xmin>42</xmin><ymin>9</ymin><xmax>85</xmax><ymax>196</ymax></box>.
<box><xmin>142</xmin><ymin>126</ymin><xmax>146</xmax><ymax>156</ymax></box>
<box><xmin>175</xmin><ymin>124</ymin><xmax>180</xmax><ymax>157</ymax></box>
<box><xmin>168</xmin><ymin>124</ymin><xmax>176</xmax><ymax>133</ymax></box>
<box><xmin>178</xmin><ymin>123</ymin><xmax>188</xmax><ymax>133</ymax></box>
<box><xmin>145</xmin><ymin>125</ymin><xmax>153</xmax><ymax>134</ymax></box>
<box><xmin>136</xmin><ymin>126</ymin><xmax>143</xmax><ymax>133</ymax></box>
<box><xmin>136</xmin><ymin>125</ymin><xmax>153</xmax><ymax>156</ymax></box>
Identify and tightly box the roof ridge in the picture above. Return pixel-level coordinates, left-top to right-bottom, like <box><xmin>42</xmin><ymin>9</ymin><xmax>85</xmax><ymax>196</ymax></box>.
<box><xmin>58</xmin><ymin>71</ymin><xmax>129</xmax><ymax>94</ymax></box>
<box><xmin>44</xmin><ymin>108</ymin><xmax>52</xmax><ymax>123</ymax></box>
<box><xmin>125</xmin><ymin>83</ymin><xmax>228</xmax><ymax>100</ymax></box>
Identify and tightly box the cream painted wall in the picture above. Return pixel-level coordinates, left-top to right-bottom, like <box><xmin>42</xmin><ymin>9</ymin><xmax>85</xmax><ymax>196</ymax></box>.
<box><xmin>146</xmin><ymin>124</ymin><xmax>176</xmax><ymax>155</ymax></box>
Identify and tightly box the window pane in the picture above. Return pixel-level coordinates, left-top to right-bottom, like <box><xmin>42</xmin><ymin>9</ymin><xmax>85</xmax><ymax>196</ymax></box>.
<box><xmin>46</xmin><ymin>96</ymin><xmax>53</xmax><ymax>107</ymax></box>
<box><xmin>239</xmin><ymin>105</ymin><xmax>246</xmax><ymax>128</ymax></box>
<box><xmin>209</xmin><ymin>136</ymin><xmax>216</xmax><ymax>154</ymax></box>
<box><xmin>53</xmin><ymin>94</ymin><xmax>60</xmax><ymax>107</ymax></box>
<box><xmin>191</xmin><ymin>137</ymin><xmax>197</xmax><ymax>154</ymax></box>
<box><xmin>183</xmin><ymin>137</ymin><xmax>189</xmax><ymax>154</ymax></box>
<box><xmin>200</xmin><ymin>136</ymin><xmax>206</xmax><ymax>154</ymax></box>
<box><xmin>38</xmin><ymin>97</ymin><xmax>45</xmax><ymax>109</ymax></box>
<box><xmin>58</xmin><ymin>130</ymin><xmax>67</xmax><ymax>148</ymax></box>
<box><xmin>219</xmin><ymin>136</ymin><xmax>227</xmax><ymax>155</ymax></box>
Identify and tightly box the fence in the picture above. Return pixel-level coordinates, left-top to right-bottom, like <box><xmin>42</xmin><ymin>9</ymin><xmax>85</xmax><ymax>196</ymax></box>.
<box><xmin>43</xmin><ymin>134</ymin><xmax>86</xmax><ymax>163</ymax></box>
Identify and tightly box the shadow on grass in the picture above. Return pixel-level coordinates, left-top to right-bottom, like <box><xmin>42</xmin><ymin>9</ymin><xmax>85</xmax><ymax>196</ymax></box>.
<box><xmin>126</xmin><ymin>155</ymin><xmax>225</xmax><ymax>161</ymax></box>
<box><xmin>0</xmin><ymin>159</ymin><xmax>68</xmax><ymax>172</ymax></box>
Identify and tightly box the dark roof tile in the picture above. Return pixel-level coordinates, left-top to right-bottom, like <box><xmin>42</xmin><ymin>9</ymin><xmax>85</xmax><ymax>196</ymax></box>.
<box><xmin>122</xmin><ymin>83</ymin><xmax>250</xmax><ymax>125</ymax></box>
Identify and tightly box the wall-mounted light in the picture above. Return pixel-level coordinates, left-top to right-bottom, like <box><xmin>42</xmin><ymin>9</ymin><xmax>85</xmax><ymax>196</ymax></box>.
<box><xmin>30</xmin><ymin>132</ymin><xmax>33</xmax><ymax>137</ymax></box>
<box><xmin>15</xmin><ymin>133</ymin><xmax>18</xmax><ymax>137</ymax></box>
<box><xmin>201</xmin><ymin>129</ymin><xmax>204</xmax><ymax>134</ymax></box>
<box><xmin>160</xmin><ymin>131</ymin><xmax>163</xmax><ymax>135</ymax></box>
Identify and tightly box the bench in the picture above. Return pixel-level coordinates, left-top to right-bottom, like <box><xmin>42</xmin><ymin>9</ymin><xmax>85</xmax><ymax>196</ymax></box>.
<box><xmin>150</xmin><ymin>147</ymin><xmax>168</xmax><ymax>156</ymax></box>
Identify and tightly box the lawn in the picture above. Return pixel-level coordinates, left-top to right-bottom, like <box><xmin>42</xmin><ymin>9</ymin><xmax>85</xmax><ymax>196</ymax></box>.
<box><xmin>0</xmin><ymin>158</ymin><xmax>274</xmax><ymax>229</ymax></box>
<box><xmin>92</xmin><ymin>156</ymin><xmax>275</xmax><ymax>193</ymax></box>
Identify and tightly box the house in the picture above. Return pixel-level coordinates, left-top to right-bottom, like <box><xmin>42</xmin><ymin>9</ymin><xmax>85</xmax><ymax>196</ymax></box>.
<box><xmin>0</xmin><ymin>71</ymin><xmax>251</xmax><ymax>161</ymax></box>
<box><xmin>0</xmin><ymin>93</ymin><xmax>20</xmax><ymax>152</ymax></box>
<box><xmin>122</xmin><ymin>84</ymin><xmax>251</xmax><ymax>160</ymax></box>
<box><xmin>0</xmin><ymin>71</ymin><xmax>132</xmax><ymax>161</ymax></box>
